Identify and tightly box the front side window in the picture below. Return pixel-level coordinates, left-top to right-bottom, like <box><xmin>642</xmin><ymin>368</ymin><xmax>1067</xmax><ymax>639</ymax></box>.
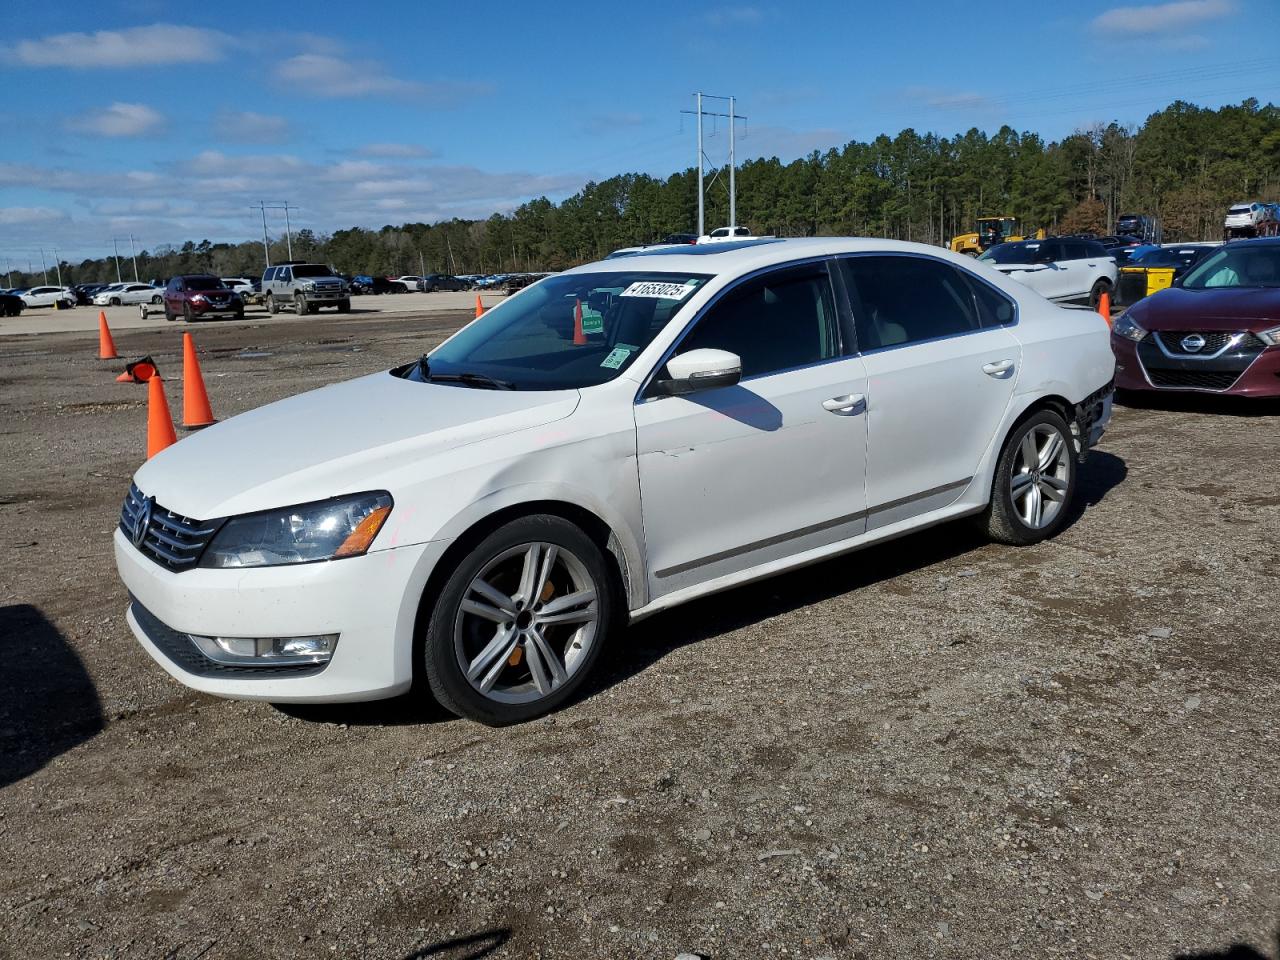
<box><xmin>263</xmin><ymin>267</ymin><xmax>277</xmax><ymax>281</ymax></box>
<box><xmin>1182</xmin><ymin>245</ymin><xmax>1280</xmax><ymax>289</ymax></box>
<box><xmin>675</xmin><ymin>265</ymin><xmax>841</xmax><ymax>378</ymax></box>
<box><xmin>405</xmin><ymin>270</ymin><xmax>713</xmax><ymax>390</ymax></box>
<box><xmin>841</xmin><ymin>256</ymin><xmax>980</xmax><ymax>350</ymax></box>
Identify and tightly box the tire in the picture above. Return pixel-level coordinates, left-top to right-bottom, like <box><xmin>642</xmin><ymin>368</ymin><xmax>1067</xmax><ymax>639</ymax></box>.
<box><xmin>337</xmin><ymin>299</ymin><xmax>351</xmax><ymax>313</ymax></box>
<box><xmin>182</xmin><ymin>302</ymin><xmax>193</xmax><ymax>323</ymax></box>
<box><xmin>422</xmin><ymin>515</ymin><xmax>617</xmax><ymax>726</ymax></box>
<box><xmin>234</xmin><ymin>308</ymin><xmax>244</xmax><ymax>321</ymax></box>
<box><xmin>150</xmin><ymin>294</ymin><xmax>162</xmax><ymax>305</ymax></box>
<box><xmin>980</xmin><ymin>409</ymin><xmax>1078</xmax><ymax>546</ymax></box>
<box><xmin>1088</xmin><ymin>279</ymin><xmax>1109</xmax><ymax>310</ymax></box>
<box><xmin>164</xmin><ymin>308</ymin><xmax>175</xmax><ymax>322</ymax></box>
<box><xmin>266</xmin><ymin>294</ymin><xmax>278</xmax><ymax>315</ymax></box>
<box><xmin>110</xmin><ymin>297</ymin><xmax>121</xmax><ymax>306</ymax></box>
<box><xmin>294</xmin><ymin>295</ymin><xmax>306</xmax><ymax>316</ymax></box>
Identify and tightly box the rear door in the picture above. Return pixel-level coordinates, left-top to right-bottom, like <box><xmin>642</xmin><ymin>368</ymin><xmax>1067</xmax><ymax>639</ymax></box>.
<box><xmin>837</xmin><ymin>254</ymin><xmax>1021</xmax><ymax>529</ymax></box>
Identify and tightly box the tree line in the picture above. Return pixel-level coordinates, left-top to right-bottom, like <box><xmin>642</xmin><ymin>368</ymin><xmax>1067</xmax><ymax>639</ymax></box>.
<box><xmin>8</xmin><ymin>97</ymin><xmax>1278</xmax><ymax>290</ymax></box>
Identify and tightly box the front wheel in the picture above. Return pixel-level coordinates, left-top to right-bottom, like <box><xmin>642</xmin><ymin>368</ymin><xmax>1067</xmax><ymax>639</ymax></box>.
<box><xmin>182</xmin><ymin>302</ymin><xmax>193</xmax><ymax>323</ymax></box>
<box><xmin>109</xmin><ymin>297</ymin><xmax>121</xmax><ymax>306</ymax></box>
<box><xmin>422</xmin><ymin>515</ymin><xmax>616</xmax><ymax>725</ymax></box>
<box><xmin>294</xmin><ymin>295</ymin><xmax>307</xmax><ymax>316</ymax></box>
<box><xmin>1088</xmin><ymin>279</ymin><xmax>1110</xmax><ymax>311</ymax></box>
<box><xmin>337</xmin><ymin>299</ymin><xmax>351</xmax><ymax>313</ymax></box>
<box><xmin>980</xmin><ymin>410</ymin><xmax>1077</xmax><ymax>546</ymax></box>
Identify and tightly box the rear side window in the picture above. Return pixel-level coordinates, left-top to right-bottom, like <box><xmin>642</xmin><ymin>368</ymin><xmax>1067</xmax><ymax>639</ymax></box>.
<box><xmin>677</xmin><ymin>265</ymin><xmax>841</xmax><ymax>378</ymax></box>
<box><xmin>966</xmin><ymin>274</ymin><xmax>1016</xmax><ymax>327</ymax></box>
<box><xmin>840</xmin><ymin>256</ymin><xmax>980</xmax><ymax>350</ymax></box>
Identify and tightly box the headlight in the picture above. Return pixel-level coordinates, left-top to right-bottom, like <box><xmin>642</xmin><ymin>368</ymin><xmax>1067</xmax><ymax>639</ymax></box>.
<box><xmin>200</xmin><ymin>491</ymin><xmax>393</xmax><ymax>568</ymax></box>
<box><xmin>1258</xmin><ymin>325</ymin><xmax>1280</xmax><ymax>347</ymax></box>
<box><xmin>1112</xmin><ymin>313</ymin><xmax>1148</xmax><ymax>342</ymax></box>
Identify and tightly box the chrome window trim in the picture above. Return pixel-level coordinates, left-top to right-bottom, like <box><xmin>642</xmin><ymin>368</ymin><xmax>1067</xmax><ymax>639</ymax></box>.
<box><xmin>634</xmin><ymin>255</ymin><xmax>847</xmax><ymax>403</ymax></box>
<box><xmin>833</xmin><ymin>250</ymin><xmax>1020</xmax><ymax>358</ymax></box>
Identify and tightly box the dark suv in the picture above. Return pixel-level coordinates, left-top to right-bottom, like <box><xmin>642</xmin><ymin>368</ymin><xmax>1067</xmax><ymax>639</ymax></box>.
<box><xmin>417</xmin><ymin>274</ymin><xmax>469</xmax><ymax>292</ymax></box>
<box><xmin>163</xmin><ymin>275</ymin><xmax>244</xmax><ymax>322</ymax></box>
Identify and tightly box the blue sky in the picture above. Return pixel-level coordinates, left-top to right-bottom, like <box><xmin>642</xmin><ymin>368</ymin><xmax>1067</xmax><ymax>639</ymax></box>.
<box><xmin>2</xmin><ymin>0</ymin><xmax>1278</xmax><ymax>263</ymax></box>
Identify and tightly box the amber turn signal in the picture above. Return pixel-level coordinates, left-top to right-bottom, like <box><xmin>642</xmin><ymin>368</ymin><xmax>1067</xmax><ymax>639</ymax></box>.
<box><xmin>333</xmin><ymin>505</ymin><xmax>392</xmax><ymax>558</ymax></box>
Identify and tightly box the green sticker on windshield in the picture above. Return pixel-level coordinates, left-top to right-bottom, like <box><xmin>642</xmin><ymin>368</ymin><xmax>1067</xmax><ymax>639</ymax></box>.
<box><xmin>600</xmin><ymin>343</ymin><xmax>638</xmax><ymax>370</ymax></box>
<box><xmin>580</xmin><ymin>304</ymin><xmax>604</xmax><ymax>334</ymax></box>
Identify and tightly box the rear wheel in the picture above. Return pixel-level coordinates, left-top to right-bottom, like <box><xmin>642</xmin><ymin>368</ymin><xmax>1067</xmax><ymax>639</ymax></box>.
<box><xmin>266</xmin><ymin>294</ymin><xmax>278</xmax><ymax>315</ymax></box>
<box><xmin>980</xmin><ymin>409</ymin><xmax>1077</xmax><ymax>546</ymax></box>
<box><xmin>150</xmin><ymin>294</ymin><xmax>162</xmax><ymax>305</ymax></box>
<box><xmin>422</xmin><ymin>515</ymin><xmax>616</xmax><ymax>725</ymax></box>
<box><xmin>1088</xmin><ymin>279</ymin><xmax>1110</xmax><ymax>311</ymax></box>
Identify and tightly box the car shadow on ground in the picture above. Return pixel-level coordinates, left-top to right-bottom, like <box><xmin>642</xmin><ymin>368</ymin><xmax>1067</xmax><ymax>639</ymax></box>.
<box><xmin>0</xmin><ymin>604</ymin><xmax>104</xmax><ymax>790</ymax></box>
<box><xmin>397</xmin><ymin>928</ymin><xmax>511</xmax><ymax>959</ymax></box>
<box><xmin>1118</xmin><ymin>390</ymin><xmax>1280</xmax><ymax>418</ymax></box>
<box><xmin>275</xmin><ymin>692</ymin><xmax>455</xmax><ymax>727</ymax></box>
<box><xmin>584</xmin><ymin>449</ymin><xmax>1128</xmax><ymax>704</ymax></box>
<box><xmin>1175</xmin><ymin>929</ymin><xmax>1280</xmax><ymax>959</ymax></box>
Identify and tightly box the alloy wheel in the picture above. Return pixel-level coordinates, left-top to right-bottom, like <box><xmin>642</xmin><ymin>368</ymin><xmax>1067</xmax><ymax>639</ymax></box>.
<box><xmin>453</xmin><ymin>542</ymin><xmax>599</xmax><ymax>705</ymax></box>
<box><xmin>1009</xmin><ymin>424</ymin><xmax>1071</xmax><ymax>529</ymax></box>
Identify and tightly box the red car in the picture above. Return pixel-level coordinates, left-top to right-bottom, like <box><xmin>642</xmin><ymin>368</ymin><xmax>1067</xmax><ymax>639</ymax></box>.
<box><xmin>1111</xmin><ymin>238</ymin><xmax>1280</xmax><ymax>397</ymax></box>
<box><xmin>163</xmin><ymin>274</ymin><xmax>244</xmax><ymax>322</ymax></box>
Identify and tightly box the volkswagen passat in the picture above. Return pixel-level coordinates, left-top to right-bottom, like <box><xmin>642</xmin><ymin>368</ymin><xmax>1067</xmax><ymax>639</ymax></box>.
<box><xmin>115</xmin><ymin>239</ymin><xmax>1115</xmax><ymax>725</ymax></box>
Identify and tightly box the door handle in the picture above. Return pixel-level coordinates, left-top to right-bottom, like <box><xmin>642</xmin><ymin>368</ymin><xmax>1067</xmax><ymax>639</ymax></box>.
<box><xmin>822</xmin><ymin>394</ymin><xmax>866</xmax><ymax>415</ymax></box>
<box><xmin>982</xmin><ymin>359</ymin><xmax>1015</xmax><ymax>378</ymax></box>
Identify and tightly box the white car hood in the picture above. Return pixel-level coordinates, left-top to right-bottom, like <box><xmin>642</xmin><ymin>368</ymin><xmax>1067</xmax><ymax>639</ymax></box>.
<box><xmin>133</xmin><ymin>371</ymin><xmax>580</xmax><ymax>520</ymax></box>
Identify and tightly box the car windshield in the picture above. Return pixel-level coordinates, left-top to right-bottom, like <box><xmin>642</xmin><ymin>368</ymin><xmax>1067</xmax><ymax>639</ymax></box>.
<box><xmin>400</xmin><ymin>270</ymin><xmax>713</xmax><ymax>390</ymax></box>
<box><xmin>186</xmin><ymin>277</ymin><xmax>224</xmax><ymax>291</ymax></box>
<box><xmin>979</xmin><ymin>241</ymin><xmax>1042</xmax><ymax>264</ymax></box>
<box><xmin>292</xmin><ymin>265</ymin><xmax>334</xmax><ymax>278</ymax></box>
<box><xmin>1181</xmin><ymin>245</ymin><xmax>1280</xmax><ymax>289</ymax></box>
<box><xmin>1133</xmin><ymin>248</ymin><xmax>1205</xmax><ymax>268</ymax></box>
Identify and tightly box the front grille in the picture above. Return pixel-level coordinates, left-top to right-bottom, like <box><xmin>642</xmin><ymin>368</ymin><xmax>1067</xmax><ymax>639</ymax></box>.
<box><xmin>1147</xmin><ymin>369</ymin><xmax>1242</xmax><ymax>390</ymax></box>
<box><xmin>1155</xmin><ymin>331</ymin><xmax>1243</xmax><ymax>356</ymax></box>
<box><xmin>119</xmin><ymin>483</ymin><xmax>221</xmax><ymax>570</ymax></box>
<box><xmin>130</xmin><ymin>598</ymin><xmax>328</xmax><ymax>678</ymax></box>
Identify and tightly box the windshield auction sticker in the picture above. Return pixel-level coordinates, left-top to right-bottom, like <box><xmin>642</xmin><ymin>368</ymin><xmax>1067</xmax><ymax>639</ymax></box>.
<box><xmin>600</xmin><ymin>343</ymin><xmax>639</xmax><ymax>369</ymax></box>
<box><xmin>619</xmin><ymin>281</ymin><xmax>698</xmax><ymax>300</ymax></box>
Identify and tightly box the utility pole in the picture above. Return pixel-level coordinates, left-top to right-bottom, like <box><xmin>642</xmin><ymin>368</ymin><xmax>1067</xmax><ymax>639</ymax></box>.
<box><xmin>112</xmin><ymin>238</ymin><xmax>123</xmax><ymax>282</ymax></box>
<box><xmin>128</xmin><ymin>234</ymin><xmax>140</xmax><ymax>281</ymax></box>
<box><xmin>419</xmin><ymin>249</ymin><xmax>425</xmax><ymax>279</ymax></box>
<box><xmin>681</xmin><ymin>93</ymin><xmax>746</xmax><ymax>237</ymax></box>
<box><xmin>39</xmin><ymin>247</ymin><xmax>48</xmax><ymax>284</ymax></box>
<box><xmin>253</xmin><ymin>201</ymin><xmax>294</xmax><ymax>267</ymax></box>
<box><xmin>52</xmin><ymin>247</ymin><xmax>63</xmax><ymax>288</ymax></box>
<box><xmin>283</xmin><ymin>202</ymin><xmax>293</xmax><ymax>261</ymax></box>
<box><xmin>257</xmin><ymin>203</ymin><xmax>271</xmax><ymax>267</ymax></box>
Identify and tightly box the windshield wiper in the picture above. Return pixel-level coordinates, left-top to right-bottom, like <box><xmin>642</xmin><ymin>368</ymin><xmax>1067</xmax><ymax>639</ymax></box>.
<box><xmin>426</xmin><ymin>371</ymin><xmax>516</xmax><ymax>390</ymax></box>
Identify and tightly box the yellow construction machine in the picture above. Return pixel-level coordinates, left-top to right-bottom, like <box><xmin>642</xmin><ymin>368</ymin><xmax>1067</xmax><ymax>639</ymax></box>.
<box><xmin>949</xmin><ymin>216</ymin><xmax>1044</xmax><ymax>256</ymax></box>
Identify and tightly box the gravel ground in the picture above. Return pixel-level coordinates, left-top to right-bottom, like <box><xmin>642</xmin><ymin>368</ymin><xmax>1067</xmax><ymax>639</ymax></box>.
<box><xmin>1</xmin><ymin>311</ymin><xmax>1278</xmax><ymax>960</ymax></box>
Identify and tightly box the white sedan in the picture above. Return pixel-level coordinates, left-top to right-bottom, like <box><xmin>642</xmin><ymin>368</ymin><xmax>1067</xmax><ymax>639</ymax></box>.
<box><xmin>392</xmin><ymin>275</ymin><xmax>422</xmax><ymax>292</ymax></box>
<box><xmin>114</xmin><ymin>238</ymin><xmax>1115</xmax><ymax>725</ymax></box>
<box><xmin>93</xmin><ymin>282</ymin><xmax>163</xmax><ymax>306</ymax></box>
<box><xmin>20</xmin><ymin>285</ymin><xmax>75</xmax><ymax>308</ymax></box>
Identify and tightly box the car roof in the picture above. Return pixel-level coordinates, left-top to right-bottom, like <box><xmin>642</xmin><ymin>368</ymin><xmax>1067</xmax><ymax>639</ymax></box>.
<box><xmin>562</xmin><ymin>237</ymin><xmax>975</xmax><ymax>278</ymax></box>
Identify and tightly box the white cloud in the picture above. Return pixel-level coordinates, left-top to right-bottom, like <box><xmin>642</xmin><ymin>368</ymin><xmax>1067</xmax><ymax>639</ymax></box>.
<box><xmin>357</xmin><ymin>143</ymin><xmax>436</xmax><ymax>158</ymax></box>
<box><xmin>703</xmin><ymin>6</ymin><xmax>764</xmax><ymax>26</ymax></box>
<box><xmin>0</xmin><ymin>206</ymin><xmax>69</xmax><ymax>226</ymax></box>
<box><xmin>67</xmin><ymin>102</ymin><xmax>164</xmax><ymax>138</ymax></box>
<box><xmin>1090</xmin><ymin>0</ymin><xmax>1235</xmax><ymax>34</ymax></box>
<box><xmin>274</xmin><ymin>54</ymin><xmax>489</xmax><ymax>104</ymax></box>
<box><xmin>214</xmin><ymin>110</ymin><xmax>291</xmax><ymax>144</ymax></box>
<box><xmin>16</xmin><ymin>24</ymin><xmax>231</xmax><ymax>68</ymax></box>
<box><xmin>902</xmin><ymin>86</ymin><xmax>996</xmax><ymax>111</ymax></box>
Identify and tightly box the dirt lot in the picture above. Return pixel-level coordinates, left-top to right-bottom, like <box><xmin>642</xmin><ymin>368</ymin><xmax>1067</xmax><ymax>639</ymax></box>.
<box><xmin>1</xmin><ymin>310</ymin><xmax>1278</xmax><ymax>960</ymax></box>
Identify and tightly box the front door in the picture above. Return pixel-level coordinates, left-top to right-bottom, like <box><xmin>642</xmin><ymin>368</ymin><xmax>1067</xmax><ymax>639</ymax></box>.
<box><xmin>635</xmin><ymin>262</ymin><xmax>869</xmax><ymax>598</ymax></box>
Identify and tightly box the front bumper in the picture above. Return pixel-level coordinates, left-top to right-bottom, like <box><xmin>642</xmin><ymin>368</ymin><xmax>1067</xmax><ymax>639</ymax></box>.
<box><xmin>1112</xmin><ymin>334</ymin><xmax>1280</xmax><ymax>397</ymax></box>
<box><xmin>190</xmin><ymin>300</ymin><xmax>241</xmax><ymax>316</ymax></box>
<box><xmin>301</xmin><ymin>289</ymin><xmax>347</xmax><ymax>302</ymax></box>
<box><xmin>114</xmin><ymin>528</ymin><xmax>448</xmax><ymax>702</ymax></box>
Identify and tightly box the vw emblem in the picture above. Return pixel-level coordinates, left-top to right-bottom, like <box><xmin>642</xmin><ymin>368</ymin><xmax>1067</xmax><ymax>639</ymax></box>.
<box><xmin>132</xmin><ymin>496</ymin><xmax>155</xmax><ymax>547</ymax></box>
<box><xmin>1181</xmin><ymin>333</ymin><xmax>1207</xmax><ymax>353</ymax></box>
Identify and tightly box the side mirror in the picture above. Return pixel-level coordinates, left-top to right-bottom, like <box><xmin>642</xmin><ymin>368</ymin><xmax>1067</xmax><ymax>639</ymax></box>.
<box><xmin>1170</xmin><ymin>275</ymin><xmax>1184</xmax><ymax>288</ymax></box>
<box><xmin>657</xmin><ymin>348</ymin><xmax>742</xmax><ymax>395</ymax></box>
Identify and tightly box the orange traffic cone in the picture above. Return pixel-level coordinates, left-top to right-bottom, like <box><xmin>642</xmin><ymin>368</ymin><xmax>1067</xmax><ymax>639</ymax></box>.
<box><xmin>98</xmin><ymin>311</ymin><xmax>119</xmax><ymax>360</ymax></box>
<box><xmin>146</xmin><ymin>375</ymin><xmax>178</xmax><ymax>459</ymax></box>
<box><xmin>181</xmin><ymin>332</ymin><xmax>216</xmax><ymax>428</ymax></box>
<box><xmin>116</xmin><ymin>355</ymin><xmax>158</xmax><ymax>383</ymax></box>
<box><xmin>573</xmin><ymin>298</ymin><xmax>587</xmax><ymax>345</ymax></box>
<box><xmin>1098</xmin><ymin>290</ymin><xmax>1112</xmax><ymax>326</ymax></box>
<box><xmin>474</xmin><ymin>295</ymin><xmax>485</xmax><ymax>319</ymax></box>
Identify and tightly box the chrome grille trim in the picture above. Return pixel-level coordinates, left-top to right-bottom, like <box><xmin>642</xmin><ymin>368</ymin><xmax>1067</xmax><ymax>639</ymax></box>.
<box><xmin>118</xmin><ymin>483</ymin><xmax>222</xmax><ymax>571</ymax></box>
